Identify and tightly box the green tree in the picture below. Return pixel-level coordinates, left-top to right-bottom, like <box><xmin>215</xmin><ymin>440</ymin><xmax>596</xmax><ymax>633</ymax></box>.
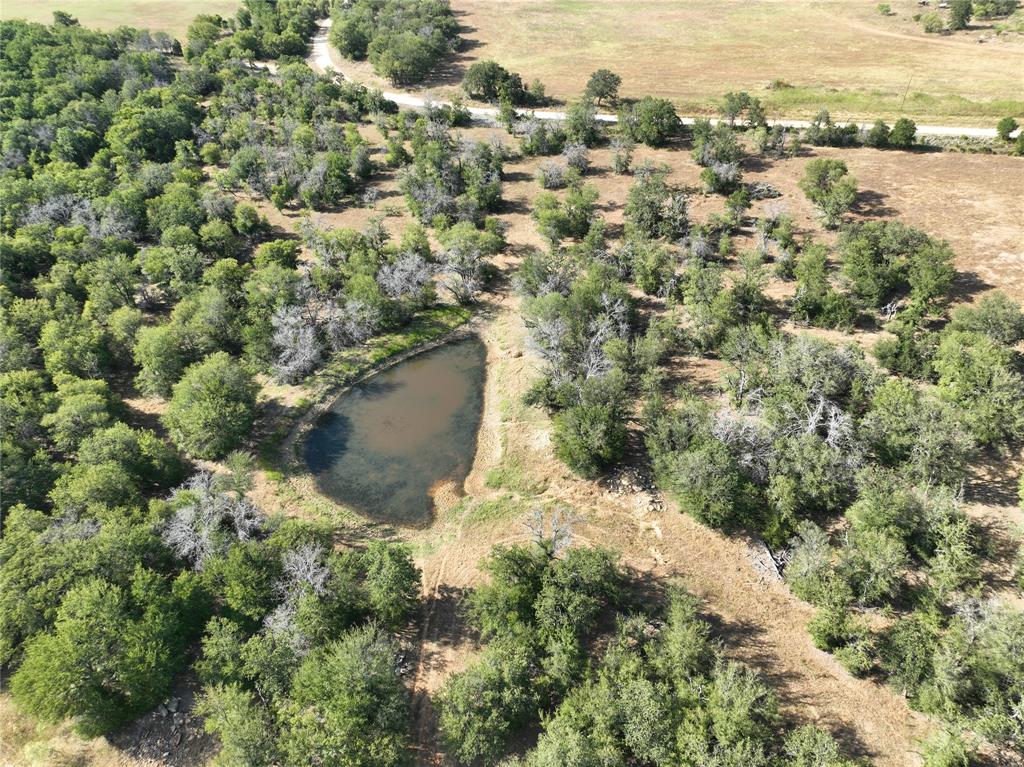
<box><xmin>619</xmin><ymin>97</ymin><xmax>680</xmax><ymax>147</ymax></box>
<box><xmin>949</xmin><ymin>290</ymin><xmax>1024</xmax><ymax>344</ymax></box>
<box><xmin>42</xmin><ymin>376</ymin><xmax>118</xmax><ymax>453</ymax></box>
<box><xmin>197</xmin><ymin>683</ymin><xmax>278</xmax><ymax>767</ymax></box>
<box><xmin>799</xmin><ymin>158</ymin><xmax>857</xmax><ymax>229</ymax></box>
<box><xmin>438</xmin><ymin>632</ymin><xmax>540</xmax><ymax>765</ymax></box>
<box><xmin>949</xmin><ymin>0</ymin><xmax>973</xmax><ymax>29</ymax></box>
<box><xmin>279</xmin><ymin>626</ymin><xmax>410</xmax><ymax>767</ymax></box>
<box><xmin>933</xmin><ymin>330</ymin><xmax>1024</xmax><ymax>443</ymax></box>
<box><xmin>584</xmin><ymin>69</ymin><xmax>622</xmax><ymax>106</ymax></box>
<box><xmin>10</xmin><ymin>572</ymin><xmax>192</xmax><ymax>736</ymax></box>
<box><xmin>462</xmin><ymin>60</ymin><xmax>526</xmax><ymax>104</ymax></box>
<box><xmin>996</xmin><ymin>116</ymin><xmax>1019</xmax><ymax>141</ymax></box>
<box><xmin>163</xmin><ymin>352</ymin><xmax>258</xmax><ymax>459</ymax></box>
<box><xmin>889</xmin><ymin>117</ymin><xmax>917</xmax><ymax>148</ymax></box>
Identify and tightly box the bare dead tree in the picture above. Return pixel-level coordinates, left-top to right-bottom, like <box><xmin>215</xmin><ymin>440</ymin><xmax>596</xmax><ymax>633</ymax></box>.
<box><xmin>271</xmin><ymin>305</ymin><xmax>323</xmax><ymax>384</ymax></box>
<box><xmin>377</xmin><ymin>252</ymin><xmax>433</xmax><ymax>300</ymax></box>
<box><xmin>161</xmin><ymin>472</ymin><xmax>266</xmax><ymax>570</ymax></box>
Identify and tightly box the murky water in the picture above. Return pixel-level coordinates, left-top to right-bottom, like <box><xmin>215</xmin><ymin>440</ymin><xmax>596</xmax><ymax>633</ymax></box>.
<box><xmin>304</xmin><ymin>336</ymin><xmax>487</xmax><ymax>526</ymax></box>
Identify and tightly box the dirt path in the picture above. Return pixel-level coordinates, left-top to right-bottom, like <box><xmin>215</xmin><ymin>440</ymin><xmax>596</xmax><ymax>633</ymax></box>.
<box><xmin>306</xmin><ymin>19</ymin><xmax>1012</xmax><ymax>139</ymax></box>
<box><xmin>403</xmin><ymin>253</ymin><xmax>933</xmax><ymax>766</ymax></box>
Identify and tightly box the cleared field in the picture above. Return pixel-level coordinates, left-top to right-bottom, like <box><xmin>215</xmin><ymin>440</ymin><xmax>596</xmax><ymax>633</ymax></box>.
<box><xmin>0</xmin><ymin>0</ymin><xmax>239</xmax><ymax>38</ymax></box>
<box><xmin>448</xmin><ymin>0</ymin><xmax>1024</xmax><ymax>124</ymax></box>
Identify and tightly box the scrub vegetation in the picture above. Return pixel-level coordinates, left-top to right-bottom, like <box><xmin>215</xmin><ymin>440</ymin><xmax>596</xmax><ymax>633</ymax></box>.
<box><xmin>1</xmin><ymin>3</ymin><xmax>1023</xmax><ymax>767</ymax></box>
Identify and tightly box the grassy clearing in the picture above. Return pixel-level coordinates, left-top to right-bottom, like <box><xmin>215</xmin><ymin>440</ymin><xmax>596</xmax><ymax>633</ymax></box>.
<box><xmin>0</xmin><ymin>0</ymin><xmax>239</xmax><ymax>38</ymax></box>
<box><xmin>485</xmin><ymin>435</ymin><xmax>549</xmax><ymax>495</ymax></box>
<box><xmin>450</xmin><ymin>0</ymin><xmax>1024</xmax><ymax>124</ymax></box>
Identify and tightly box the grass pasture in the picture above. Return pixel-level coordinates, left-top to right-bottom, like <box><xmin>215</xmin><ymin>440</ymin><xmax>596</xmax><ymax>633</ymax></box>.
<box><xmin>0</xmin><ymin>0</ymin><xmax>239</xmax><ymax>38</ymax></box>
<box><xmin>449</xmin><ymin>0</ymin><xmax>1024</xmax><ymax>124</ymax></box>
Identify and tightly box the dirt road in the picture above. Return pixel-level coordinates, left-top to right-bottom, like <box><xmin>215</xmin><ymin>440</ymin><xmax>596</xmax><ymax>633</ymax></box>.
<box><xmin>307</xmin><ymin>19</ymin><xmax>1010</xmax><ymax>139</ymax></box>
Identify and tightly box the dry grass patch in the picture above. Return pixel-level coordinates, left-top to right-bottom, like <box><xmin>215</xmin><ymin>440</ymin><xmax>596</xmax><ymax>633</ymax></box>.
<box><xmin>445</xmin><ymin>0</ymin><xmax>1024</xmax><ymax>124</ymax></box>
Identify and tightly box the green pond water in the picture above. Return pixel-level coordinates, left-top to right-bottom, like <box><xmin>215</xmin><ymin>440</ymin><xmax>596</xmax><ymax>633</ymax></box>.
<box><xmin>304</xmin><ymin>336</ymin><xmax>487</xmax><ymax>527</ymax></box>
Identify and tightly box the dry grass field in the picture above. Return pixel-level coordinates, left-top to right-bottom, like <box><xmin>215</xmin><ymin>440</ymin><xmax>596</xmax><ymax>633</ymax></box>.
<box><xmin>445</xmin><ymin>0</ymin><xmax>1024</xmax><ymax>124</ymax></box>
<box><xmin>0</xmin><ymin>0</ymin><xmax>239</xmax><ymax>38</ymax></box>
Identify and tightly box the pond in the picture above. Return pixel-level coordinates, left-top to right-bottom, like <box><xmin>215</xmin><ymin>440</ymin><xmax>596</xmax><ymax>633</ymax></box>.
<box><xmin>303</xmin><ymin>336</ymin><xmax>487</xmax><ymax>527</ymax></box>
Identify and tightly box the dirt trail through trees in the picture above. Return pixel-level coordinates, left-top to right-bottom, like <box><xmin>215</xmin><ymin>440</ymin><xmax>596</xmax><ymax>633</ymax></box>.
<box><xmin>405</xmin><ymin>253</ymin><xmax>933</xmax><ymax>766</ymax></box>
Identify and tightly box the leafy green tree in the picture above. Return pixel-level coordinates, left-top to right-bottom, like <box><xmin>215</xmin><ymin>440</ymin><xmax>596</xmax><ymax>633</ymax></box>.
<box><xmin>933</xmin><ymin>330</ymin><xmax>1024</xmax><ymax>443</ymax></box>
<box><xmin>462</xmin><ymin>60</ymin><xmax>527</xmax><ymax>104</ymax></box>
<box><xmin>369</xmin><ymin>31</ymin><xmax>436</xmax><ymax>85</ymax></box>
<box><xmin>948</xmin><ymin>0</ymin><xmax>973</xmax><ymax>29</ymax></box>
<box><xmin>10</xmin><ymin>571</ymin><xmax>197</xmax><ymax>736</ymax></box>
<box><xmin>864</xmin><ymin>120</ymin><xmax>891</xmax><ymax>148</ymax></box>
<box><xmin>41</xmin><ymin>376</ymin><xmax>118</xmax><ymax>453</ymax></box>
<box><xmin>39</xmin><ymin>313</ymin><xmax>108</xmax><ymax>378</ymax></box>
<box><xmin>908</xmin><ymin>240</ymin><xmax>956</xmax><ymax>309</ymax></box>
<box><xmin>279</xmin><ymin>625</ymin><xmax>410</xmax><ymax>767</ymax></box>
<box><xmin>163</xmin><ymin>352</ymin><xmax>259</xmax><ymax>459</ymax></box>
<box><xmin>76</xmin><ymin>422</ymin><xmax>184</xmax><ymax>490</ymax></box>
<box><xmin>584</xmin><ymin>69</ymin><xmax>622</xmax><ymax>106</ymax></box>
<box><xmin>553</xmin><ymin>397</ymin><xmax>627</xmax><ymax>478</ymax></box>
<box><xmin>197</xmin><ymin>683</ymin><xmax>278</xmax><ymax>767</ymax></box>
<box><xmin>619</xmin><ymin>97</ymin><xmax>680</xmax><ymax>147</ymax></box>
<box><xmin>799</xmin><ymin>158</ymin><xmax>857</xmax><ymax>228</ymax></box>
<box><xmin>564</xmin><ymin>99</ymin><xmax>601</xmax><ymax>146</ymax></box>
<box><xmin>361</xmin><ymin>541</ymin><xmax>421</xmax><ymax>628</ymax></box>
<box><xmin>784</xmin><ymin>725</ymin><xmax>858</xmax><ymax>767</ymax></box>
<box><xmin>195</xmin><ymin>617</ymin><xmax>249</xmax><ymax>686</ymax></box>
<box><xmin>920</xmin><ymin>730</ymin><xmax>975</xmax><ymax>767</ymax></box>
<box><xmin>659</xmin><ymin>439</ymin><xmax>753</xmax><ymax>531</ymax></box>
<box><xmin>840</xmin><ymin>528</ymin><xmax>908</xmax><ymax>605</ymax></box>
<box><xmin>49</xmin><ymin>461</ymin><xmax>142</xmax><ymax>513</ymax></box>
<box><xmin>468</xmin><ymin>544</ymin><xmax>549</xmax><ymax>638</ymax></box>
<box><xmin>706</xmin><ymin>661</ymin><xmax>780</xmax><ymax>747</ymax></box>
<box><xmin>438</xmin><ymin>631</ymin><xmax>540</xmax><ymax>765</ymax></box>
<box><xmin>133</xmin><ymin>323</ymin><xmax>197</xmax><ymax>398</ymax></box>
<box><xmin>889</xmin><ymin>117</ymin><xmax>917</xmax><ymax>148</ymax></box>
<box><xmin>996</xmin><ymin>116</ymin><xmax>1019</xmax><ymax>142</ymax></box>
<box><xmin>949</xmin><ymin>290</ymin><xmax>1024</xmax><ymax>344</ymax></box>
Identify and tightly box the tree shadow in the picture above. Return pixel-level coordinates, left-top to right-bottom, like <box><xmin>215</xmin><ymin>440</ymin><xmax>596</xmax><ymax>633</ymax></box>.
<box><xmin>946</xmin><ymin>268</ymin><xmax>994</xmax><ymax>304</ymax></box>
<box><xmin>966</xmin><ymin>442</ymin><xmax>1022</xmax><ymax>508</ymax></box>
<box><xmin>852</xmin><ymin>189</ymin><xmax>899</xmax><ymax>219</ymax></box>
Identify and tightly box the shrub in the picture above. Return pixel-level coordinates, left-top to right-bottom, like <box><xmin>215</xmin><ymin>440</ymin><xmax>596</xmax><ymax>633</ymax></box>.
<box><xmin>799</xmin><ymin>159</ymin><xmax>857</xmax><ymax>228</ymax></box>
<box><xmin>463</xmin><ymin>60</ymin><xmax>530</xmax><ymax>105</ymax></box>
<box><xmin>921</xmin><ymin>11</ymin><xmax>945</xmax><ymax>32</ymax></box>
<box><xmin>618</xmin><ymin>97</ymin><xmax>680</xmax><ymax>147</ymax></box>
<box><xmin>920</xmin><ymin>730</ymin><xmax>975</xmax><ymax>767</ymax></box>
<box><xmin>535</xmin><ymin>161</ymin><xmax>567</xmax><ymax>189</ymax></box>
<box><xmin>996</xmin><ymin>116</ymin><xmax>1019</xmax><ymax>141</ymax></box>
<box><xmin>163</xmin><ymin>352</ymin><xmax>259</xmax><ymax>459</ymax></box>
